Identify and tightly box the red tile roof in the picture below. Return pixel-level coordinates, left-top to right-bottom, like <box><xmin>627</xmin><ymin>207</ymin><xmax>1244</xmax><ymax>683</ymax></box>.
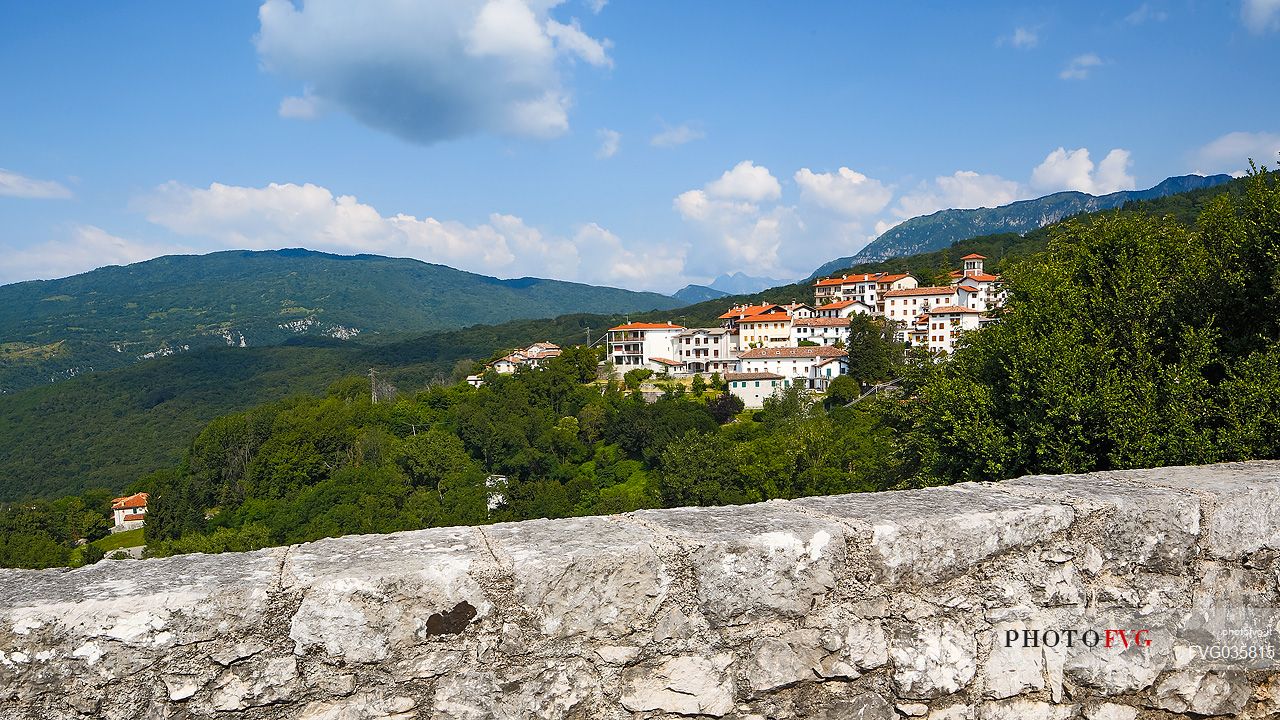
<box><xmin>877</xmin><ymin>273</ymin><xmax>914</xmax><ymax>284</ymax></box>
<box><xmin>962</xmin><ymin>273</ymin><xmax>1000</xmax><ymax>282</ymax></box>
<box><xmin>883</xmin><ymin>286</ymin><xmax>957</xmax><ymax>298</ymax></box>
<box><xmin>609</xmin><ymin>322</ymin><xmax>685</xmax><ymax>331</ymax></box>
<box><xmin>725</xmin><ymin>371</ymin><xmax>785</xmax><ymax>381</ymax></box>
<box><xmin>123</xmin><ymin>513</ymin><xmax>146</xmax><ymax>522</ymax></box>
<box><xmin>111</xmin><ymin>492</ymin><xmax>148</xmax><ymax>510</ymax></box>
<box><xmin>649</xmin><ymin>357</ymin><xmax>683</xmax><ymax>366</ymax></box>
<box><xmin>929</xmin><ymin>305</ymin><xmax>981</xmax><ymax>314</ymax></box>
<box><xmin>739</xmin><ymin>314</ymin><xmax>792</xmax><ymax>324</ymax></box>
<box><xmin>718</xmin><ymin>303</ymin><xmax>779</xmax><ymax>319</ymax></box>
<box><xmin>961</xmin><ymin>253</ymin><xmax>987</xmax><ymax>260</ymax></box>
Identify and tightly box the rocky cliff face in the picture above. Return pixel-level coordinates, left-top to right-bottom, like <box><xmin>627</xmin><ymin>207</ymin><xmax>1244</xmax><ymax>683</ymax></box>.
<box><xmin>4</xmin><ymin>462</ymin><xmax>1280</xmax><ymax>719</ymax></box>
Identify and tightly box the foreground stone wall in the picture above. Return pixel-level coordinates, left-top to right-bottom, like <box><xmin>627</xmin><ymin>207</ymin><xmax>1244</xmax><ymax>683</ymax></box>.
<box><xmin>4</xmin><ymin>462</ymin><xmax>1280</xmax><ymax>719</ymax></box>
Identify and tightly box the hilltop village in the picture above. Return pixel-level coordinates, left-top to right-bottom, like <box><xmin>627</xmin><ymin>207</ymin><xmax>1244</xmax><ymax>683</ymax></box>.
<box><xmin>472</xmin><ymin>255</ymin><xmax>1005</xmax><ymax>407</ymax></box>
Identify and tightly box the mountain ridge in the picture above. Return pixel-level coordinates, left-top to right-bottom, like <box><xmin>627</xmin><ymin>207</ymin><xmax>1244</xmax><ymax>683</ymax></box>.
<box><xmin>809</xmin><ymin>173</ymin><xmax>1234</xmax><ymax>278</ymax></box>
<box><xmin>0</xmin><ymin>248</ymin><xmax>683</xmax><ymax>393</ymax></box>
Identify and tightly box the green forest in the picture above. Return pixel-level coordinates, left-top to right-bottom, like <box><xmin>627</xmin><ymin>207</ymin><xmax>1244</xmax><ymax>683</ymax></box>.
<box><xmin>2</xmin><ymin>165</ymin><xmax>1276</xmax><ymax>569</ymax></box>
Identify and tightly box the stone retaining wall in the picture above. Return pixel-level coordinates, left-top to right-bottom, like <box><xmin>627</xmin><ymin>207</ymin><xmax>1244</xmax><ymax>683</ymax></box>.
<box><xmin>4</xmin><ymin>461</ymin><xmax>1280</xmax><ymax>718</ymax></box>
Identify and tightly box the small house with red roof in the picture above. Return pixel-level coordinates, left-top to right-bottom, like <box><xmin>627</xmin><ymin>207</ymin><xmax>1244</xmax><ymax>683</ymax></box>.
<box><xmin>110</xmin><ymin>492</ymin><xmax>149</xmax><ymax>533</ymax></box>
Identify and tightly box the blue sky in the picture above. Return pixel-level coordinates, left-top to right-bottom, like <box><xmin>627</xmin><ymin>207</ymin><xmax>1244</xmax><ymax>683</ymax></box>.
<box><xmin>2</xmin><ymin>1</ymin><xmax>1278</xmax><ymax>293</ymax></box>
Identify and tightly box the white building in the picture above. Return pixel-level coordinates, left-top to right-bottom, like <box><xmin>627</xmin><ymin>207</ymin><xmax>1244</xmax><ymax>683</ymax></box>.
<box><xmin>813</xmin><ymin>272</ymin><xmax>919</xmax><ymax>312</ymax></box>
<box><xmin>739</xmin><ymin>346</ymin><xmax>848</xmax><ymax>388</ymax></box>
<box><xmin>110</xmin><ymin>492</ymin><xmax>148</xmax><ymax>533</ymax></box>
<box><xmin>738</xmin><ymin>311</ymin><xmax>794</xmax><ymax>349</ymax></box>
<box><xmin>814</xmin><ymin>299</ymin><xmax>873</xmax><ymax>318</ymax></box>
<box><xmin>673</xmin><ymin>328</ymin><xmax>739</xmax><ymax>374</ymax></box>
<box><xmin>790</xmin><ymin>317</ymin><xmax>852</xmax><ymax>346</ymax></box>
<box><xmin>919</xmin><ymin>305</ymin><xmax>982</xmax><ymax>354</ymax></box>
<box><xmin>608</xmin><ymin>322</ymin><xmax>686</xmax><ymax>372</ymax></box>
<box><xmin>491</xmin><ymin>342</ymin><xmax>562</xmax><ymax>374</ymax></box>
<box><xmin>949</xmin><ymin>254</ymin><xmax>1004</xmax><ymax>311</ymax></box>
<box><xmin>883</xmin><ymin>286</ymin><xmax>959</xmax><ymax>325</ymax></box>
<box><xmin>809</xmin><ymin>356</ymin><xmax>851</xmax><ymax>391</ymax></box>
<box><xmin>725</xmin><ymin>371</ymin><xmax>785</xmax><ymax>409</ymax></box>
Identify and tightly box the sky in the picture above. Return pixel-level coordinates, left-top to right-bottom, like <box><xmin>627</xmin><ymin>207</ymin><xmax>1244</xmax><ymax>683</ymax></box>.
<box><xmin>2</xmin><ymin>1</ymin><xmax>1279</xmax><ymax>294</ymax></box>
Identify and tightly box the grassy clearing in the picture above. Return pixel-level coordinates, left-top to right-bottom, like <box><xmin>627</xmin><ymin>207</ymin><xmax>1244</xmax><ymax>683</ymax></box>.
<box><xmin>91</xmin><ymin>527</ymin><xmax>145</xmax><ymax>552</ymax></box>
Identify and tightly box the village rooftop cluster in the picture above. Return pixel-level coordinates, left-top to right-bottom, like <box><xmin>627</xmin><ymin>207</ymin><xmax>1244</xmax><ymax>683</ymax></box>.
<box><xmin>470</xmin><ymin>255</ymin><xmax>1005</xmax><ymax>408</ymax></box>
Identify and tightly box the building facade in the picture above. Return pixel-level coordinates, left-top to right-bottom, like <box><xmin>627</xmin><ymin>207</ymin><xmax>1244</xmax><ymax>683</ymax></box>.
<box><xmin>110</xmin><ymin>492</ymin><xmax>149</xmax><ymax>533</ymax></box>
<box><xmin>607</xmin><ymin>322</ymin><xmax>687</xmax><ymax>371</ymax></box>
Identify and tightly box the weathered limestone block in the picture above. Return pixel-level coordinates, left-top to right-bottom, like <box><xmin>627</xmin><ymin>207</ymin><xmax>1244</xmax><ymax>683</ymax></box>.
<box><xmin>207</xmin><ymin>655</ymin><xmax>298</xmax><ymax>711</ymax></box>
<box><xmin>619</xmin><ymin>654</ymin><xmax>734</xmax><ymax>716</ymax></box>
<box><xmin>792</xmin><ymin>483</ymin><xmax>1074</xmax><ymax>586</ymax></box>
<box><xmin>485</xmin><ymin>515</ymin><xmax>669</xmax><ymax>639</ymax></box>
<box><xmin>633</xmin><ymin>502</ymin><xmax>845</xmax><ymax>626</ymax></box>
<box><xmin>297</xmin><ymin>691</ymin><xmax>417</xmax><ymax>720</ymax></box>
<box><xmin>746</xmin><ymin>629</ymin><xmax>826</xmax><ymax>693</ymax></box>
<box><xmin>983</xmin><ymin>621</ymin><xmax>1046</xmax><ymax>699</ymax></box>
<box><xmin>1082</xmin><ymin>704</ymin><xmax>1139</xmax><ymax>720</ymax></box>
<box><xmin>285</xmin><ymin>527</ymin><xmax>491</xmax><ymax>664</ymax></box>
<box><xmin>1151</xmin><ymin>667</ymin><xmax>1251</xmax><ymax>715</ymax></box>
<box><xmin>978</xmin><ymin>698</ymin><xmax>1078</xmax><ymax>719</ymax></box>
<box><xmin>1132</xmin><ymin>460</ymin><xmax>1280</xmax><ymax>561</ymax></box>
<box><xmin>1001</xmin><ymin>475</ymin><xmax>1201</xmax><ymax>573</ymax></box>
<box><xmin>890</xmin><ymin>618</ymin><xmax>978</xmax><ymax>699</ymax></box>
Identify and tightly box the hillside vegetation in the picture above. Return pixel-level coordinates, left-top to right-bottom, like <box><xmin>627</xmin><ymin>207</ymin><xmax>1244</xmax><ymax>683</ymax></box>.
<box><xmin>0</xmin><ymin>248</ymin><xmax>681</xmax><ymax>393</ymax></box>
<box><xmin>2</xmin><ymin>165</ymin><xmax>1277</xmax><ymax>568</ymax></box>
<box><xmin>0</xmin><ymin>173</ymin><xmax>1262</xmax><ymax>504</ymax></box>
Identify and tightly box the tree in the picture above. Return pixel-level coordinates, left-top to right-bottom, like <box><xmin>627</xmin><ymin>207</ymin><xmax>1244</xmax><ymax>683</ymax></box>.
<box><xmin>623</xmin><ymin>368</ymin><xmax>653</xmax><ymax>389</ymax></box>
<box><xmin>825</xmin><ymin>375</ymin><xmax>860</xmax><ymax>406</ymax></box>
<box><xmin>707</xmin><ymin>393</ymin><xmax>744</xmax><ymax>424</ymax></box>
<box><xmin>846</xmin><ymin>314</ymin><xmax>896</xmax><ymax>387</ymax></box>
<box><xmin>889</xmin><ymin>167</ymin><xmax>1280</xmax><ymax>486</ymax></box>
<box><xmin>690</xmin><ymin>375</ymin><xmax>707</xmax><ymax>395</ymax></box>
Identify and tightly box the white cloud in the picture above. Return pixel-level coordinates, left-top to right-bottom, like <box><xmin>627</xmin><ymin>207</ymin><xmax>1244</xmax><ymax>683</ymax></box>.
<box><xmin>895</xmin><ymin>171</ymin><xmax>1024</xmax><ymax>218</ymax></box>
<box><xmin>0</xmin><ymin>225</ymin><xmax>191</xmax><ymax>284</ymax></box>
<box><xmin>1059</xmin><ymin>53</ymin><xmax>1103</xmax><ymax>80</ymax></box>
<box><xmin>572</xmin><ymin>223</ymin><xmax>685</xmax><ymax>287</ymax></box>
<box><xmin>136</xmin><ymin>180</ymin><xmax>687</xmax><ymax>291</ymax></box>
<box><xmin>1242</xmin><ymin>0</ymin><xmax>1280</xmax><ymax>32</ymax></box>
<box><xmin>255</xmin><ymin>0</ymin><xmax>612</xmax><ymax>144</ymax></box>
<box><xmin>585</xmin><ymin>0</ymin><xmax>607</xmax><ymax>12</ymax></box>
<box><xmin>650</xmin><ymin>123</ymin><xmax>706</xmax><ymax>148</ymax></box>
<box><xmin>546</xmin><ymin>18</ymin><xmax>613</xmax><ymax>67</ymax></box>
<box><xmin>1125</xmin><ymin>3</ymin><xmax>1168</xmax><ymax>25</ymax></box>
<box><xmin>595</xmin><ymin>128</ymin><xmax>620</xmax><ymax>159</ymax></box>
<box><xmin>705</xmin><ymin>161</ymin><xmax>781</xmax><ymax>202</ymax></box>
<box><xmin>1031</xmin><ymin>147</ymin><xmax>1135</xmax><ymax>194</ymax></box>
<box><xmin>1194</xmin><ymin>131</ymin><xmax>1280</xmax><ymax>173</ymax></box>
<box><xmin>278</xmin><ymin>89</ymin><xmax>320</xmax><ymax>119</ymax></box>
<box><xmin>793</xmin><ymin>167</ymin><xmax>893</xmax><ymax>217</ymax></box>
<box><xmin>0</xmin><ymin>168</ymin><xmax>73</xmax><ymax>199</ymax></box>
<box><xmin>998</xmin><ymin>26</ymin><xmax>1039</xmax><ymax>48</ymax></box>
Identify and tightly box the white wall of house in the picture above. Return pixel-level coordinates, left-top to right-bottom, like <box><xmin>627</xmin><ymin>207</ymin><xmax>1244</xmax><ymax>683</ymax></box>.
<box><xmin>608</xmin><ymin>325</ymin><xmax>685</xmax><ymax>370</ymax></box>
<box><xmin>673</xmin><ymin>329</ymin><xmax>740</xmax><ymax>373</ymax></box>
<box><xmin>790</xmin><ymin>320</ymin><xmax>849</xmax><ymax>346</ymax></box>
<box><xmin>727</xmin><ymin>375</ymin><xmax>784</xmax><ymax>409</ymax></box>
<box><xmin>920</xmin><ymin>308</ymin><xmax>982</xmax><ymax>354</ymax></box>
<box><xmin>884</xmin><ymin>289</ymin><xmax>958</xmax><ymax>325</ymax></box>
<box><xmin>809</xmin><ymin>357</ymin><xmax>850</xmax><ymax>391</ymax></box>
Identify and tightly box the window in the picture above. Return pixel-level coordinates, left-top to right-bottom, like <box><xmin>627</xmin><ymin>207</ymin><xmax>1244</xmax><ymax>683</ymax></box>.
<box><xmin>755</xmin><ymin>381</ymin><xmax>760</xmax><ymax>387</ymax></box>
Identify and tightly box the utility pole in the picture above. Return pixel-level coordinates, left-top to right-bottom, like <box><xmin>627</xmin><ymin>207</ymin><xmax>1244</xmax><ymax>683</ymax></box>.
<box><xmin>585</xmin><ymin>326</ymin><xmax>591</xmax><ymax>347</ymax></box>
